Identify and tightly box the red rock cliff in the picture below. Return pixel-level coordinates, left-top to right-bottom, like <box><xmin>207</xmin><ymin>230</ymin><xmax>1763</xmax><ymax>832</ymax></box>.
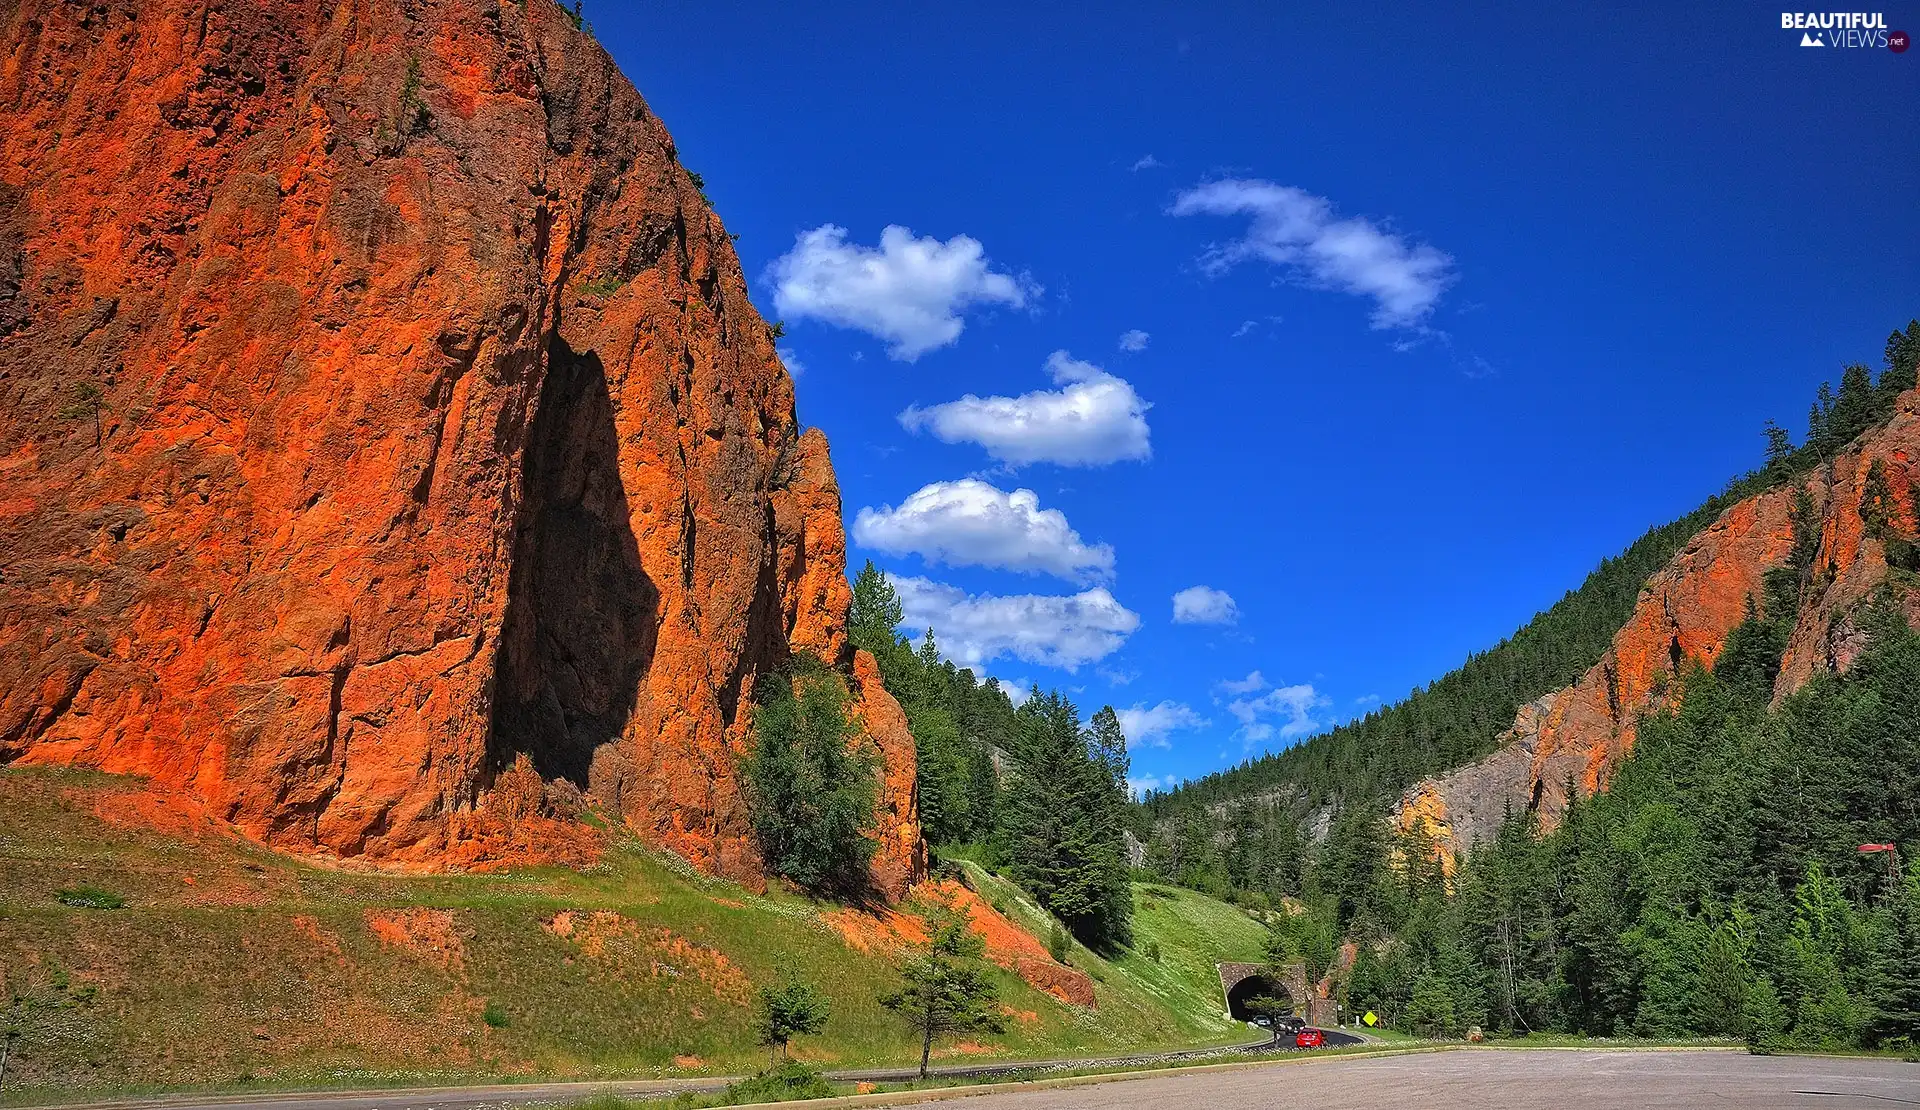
<box><xmin>1399</xmin><ymin>387</ymin><xmax>1920</xmax><ymax>861</ymax></box>
<box><xmin>0</xmin><ymin>0</ymin><xmax>915</xmax><ymax>887</ymax></box>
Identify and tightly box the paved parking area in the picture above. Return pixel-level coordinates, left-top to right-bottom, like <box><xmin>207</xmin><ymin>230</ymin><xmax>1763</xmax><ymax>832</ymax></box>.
<box><xmin>918</xmin><ymin>1048</ymin><xmax>1920</xmax><ymax>1109</ymax></box>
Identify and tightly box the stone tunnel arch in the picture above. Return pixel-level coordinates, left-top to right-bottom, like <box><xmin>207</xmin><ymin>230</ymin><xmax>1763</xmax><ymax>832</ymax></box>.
<box><xmin>1218</xmin><ymin>961</ymin><xmax>1308</xmax><ymax>1021</ymax></box>
<box><xmin>1226</xmin><ymin>972</ymin><xmax>1294</xmax><ymax>1021</ymax></box>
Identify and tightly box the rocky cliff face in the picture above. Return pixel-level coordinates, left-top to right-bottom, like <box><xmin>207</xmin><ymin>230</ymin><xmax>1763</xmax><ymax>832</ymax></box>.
<box><xmin>1399</xmin><ymin>388</ymin><xmax>1920</xmax><ymax>862</ymax></box>
<box><xmin>0</xmin><ymin>0</ymin><xmax>914</xmax><ymax>888</ymax></box>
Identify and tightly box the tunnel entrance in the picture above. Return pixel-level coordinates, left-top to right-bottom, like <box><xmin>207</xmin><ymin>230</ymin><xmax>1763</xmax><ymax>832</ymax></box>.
<box><xmin>488</xmin><ymin>338</ymin><xmax>660</xmax><ymax>792</ymax></box>
<box><xmin>1226</xmin><ymin>973</ymin><xmax>1296</xmax><ymax>1022</ymax></box>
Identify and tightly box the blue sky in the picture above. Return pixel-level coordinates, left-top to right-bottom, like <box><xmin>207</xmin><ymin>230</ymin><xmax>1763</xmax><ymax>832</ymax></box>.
<box><xmin>600</xmin><ymin>1</ymin><xmax>1919</xmax><ymax>794</ymax></box>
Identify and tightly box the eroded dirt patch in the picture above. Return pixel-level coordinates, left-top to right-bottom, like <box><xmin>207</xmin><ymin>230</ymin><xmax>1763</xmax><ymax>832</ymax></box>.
<box><xmin>366</xmin><ymin>907</ymin><xmax>468</xmax><ymax>972</ymax></box>
<box><xmin>544</xmin><ymin>911</ymin><xmax>750</xmax><ymax>1005</ymax></box>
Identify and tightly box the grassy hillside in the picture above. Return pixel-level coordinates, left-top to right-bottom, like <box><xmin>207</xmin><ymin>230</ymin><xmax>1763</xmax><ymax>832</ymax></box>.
<box><xmin>0</xmin><ymin>769</ymin><xmax>1265</xmax><ymax>1102</ymax></box>
<box><xmin>951</xmin><ymin>862</ymin><xmax>1268</xmax><ymax>1050</ymax></box>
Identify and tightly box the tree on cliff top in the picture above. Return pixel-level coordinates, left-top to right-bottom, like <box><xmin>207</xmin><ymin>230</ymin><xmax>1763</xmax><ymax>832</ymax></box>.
<box><xmin>742</xmin><ymin>654</ymin><xmax>879</xmax><ymax>897</ymax></box>
<box><xmin>849</xmin><ymin>561</ymin><xmax>905</xmax><ymax>667</ymax></box>
<box><xmin>1884</xmin><ymin>319</ymin><xmax>1920</xmax><ymax>397</ymax></box>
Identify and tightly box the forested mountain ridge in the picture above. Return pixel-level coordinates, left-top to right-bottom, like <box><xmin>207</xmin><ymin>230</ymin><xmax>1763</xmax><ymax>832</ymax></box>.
<box><xmin>1131</xmin><ymin>324</ymin><xmax>1920</xmax><ymax>1051</ymax></box>
<box><xmin>1137</xmin><ymin>320</ymin><xmax>1920</xmax><ymax>891</ymax></box>
<box><xmin>1400</xmin><ymin>373</ymin><xmax>1920</xmax><ymax>864</ymax></box>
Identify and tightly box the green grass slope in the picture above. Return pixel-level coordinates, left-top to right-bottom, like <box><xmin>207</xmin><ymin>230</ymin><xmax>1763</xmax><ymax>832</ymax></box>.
<box><xmin>0</xmin><ymin>770</ymin><xmax>1266</xmax><ymax>1102</ymax></box>
<box><xmin>951</xmin><ymin>863</ymin><xmax>1266</xmax><ymax>1047</ymax></box>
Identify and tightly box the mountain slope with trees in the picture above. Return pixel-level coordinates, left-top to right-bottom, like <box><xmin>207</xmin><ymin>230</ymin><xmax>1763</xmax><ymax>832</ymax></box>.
<box><xmin>848</xmin><ymin>566</ymin><xmax>1135</xmax><ymax>952</ymax></box>
<box><xmin>1134</xmin><ymin>320</ymin><xmax>1920</xmax><ymax>1050</ymax></box>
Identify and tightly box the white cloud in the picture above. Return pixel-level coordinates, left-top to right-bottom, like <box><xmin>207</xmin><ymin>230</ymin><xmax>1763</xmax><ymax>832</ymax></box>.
<box><xmin>1227</xmin><ymin>682</ymin><xmax>1328</xmax><ymax>745</ymax></box>
<box><xmin>1231</xmin><ymin>319</ymin><xmax>1257</xmax><ymax>338</ymax></box>
<box><xmin>1172</xmin><ymin>585</ymin><xmax>1239</xmax><ymax>625</ymax></box>
<box><xmin>766</xmin><ymin>225</ymin><xmax>1036</xmax><ymax>361</ymax></box>
<box><xmin>1171</xmin><ymin>179</ymin><xmax>1454</xmax><ymax>329</ymax></box>
<box><xmin>1098</xmin><ymin>666</ymin><xmax>1140</xmax><ymax>687</ymax></box>
<box><xmin>852</xmin><ymin>480</ymin><xmax>1114</xmax><ymax>584</ymax></box>
<box><xmin>777</xmin><ymin>346</ymin><xmax>805</xmax><ymax>377</ymax></box>
<box><xmin>1130</xmin><ymin>154</ymin><xmax>1164</xmax><ymax>172</ymax></box>
<box><xmin>891</xmin><ymin>575</ymin><xmax>1140</xmax><ymax>671</ymax></box>
<box><xmin>900</xmin><ymin>350</ymin><xmax>1152</xmax><ymax>467</ymax></box>
<box><xmin>998</xmin><ymin>678</ymin><xmax>1033</xmax><ymax>707</ymax></box>
<box><xmin>1117</xmin><ymin>701</ymin><xmax>1211</xmax><ymax>749</ymax></box>
<box><xmin>1127</xmin><ymin>774</ymin><xmax>1171</xmax><ymax>798</ymax></box>
<box><xmin>1117</xmin><ymin>329</ymin><xmax>1150</xmax><ymax>352</ymax></box>
<box><xmin>1217</xmin><ymin>670</ymin><xmax>1267</xmax><ymax>696</ymax></box>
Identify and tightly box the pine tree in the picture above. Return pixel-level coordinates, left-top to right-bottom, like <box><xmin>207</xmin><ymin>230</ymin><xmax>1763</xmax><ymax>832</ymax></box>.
<box><xmin>902</xmin><ymin>631</ymin><xmax>973</xmax><ymax>846</ymax></box>
<box><xmin>741</xmin><ymin>657</ymin><xmax>879</xmax><ymax>895</ymax></box>
<box><xmin>1873</xmin><ymin>872</ymin><xmax>1920</xmax><ymax>1045</ymax></box>
<box><xmin>998</xmin><ymin>694</ymin><xmax>1133</xmax><ymax>949</ymax></box>
<box><xmin>1781</xmin><ymin>861</ymin><xmax>1876</xmax><ymax>1048</ymax></box>
<box><xmin>848</xmin><ymin>560</ymin><xmax>904</xmax><ymax>662</ymax></box>
<box><xmin>1763</xmin><ymin>421</ymin><xmax>1795</xmax><ymax>477</ymax></box>
<box><xmin>1745</xmin><ymin>975</ymin><xmax>1789</xmax><ymax>1054</ymax></box>
<box><xmin>1809</xmin><ymin>381</ymin><xmax>1837</xmax><ymax>455</ymax></box>
<box><xmin>1347</xmin><ymin>944</ymin><xmax>1390</xmax><ymax>1023</ymax></box>
<box><xmin>1830</xmin><ymin>364</ymin><xmax>1877</xmax><ymax>447</ymax></box>
<box><xmin>1883</xmin><ymin>320</ymin><xmax>1920</xmax><ymax>398</ymax></box>
<box><xmin>1693</xmin><ymin>907</ymin><xmax>1755</xmax><ymax>1036</ymax></box>
<box><xmin>1081</xmin><ymin>706</ymin><xmax>1136</xmax><ymax>947</ymax></box>
<box><xmin>1406</xmin><ymin>973</ymin><xmax>1459</xmax><ymax>1037</ymax></box>
<box><xmin>880</xmin><ymin>912</ymin><xmax>1007</xmax><ymax>1078</ymax></box>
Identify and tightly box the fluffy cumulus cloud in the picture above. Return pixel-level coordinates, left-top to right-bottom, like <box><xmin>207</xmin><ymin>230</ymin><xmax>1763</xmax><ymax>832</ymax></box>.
<box><xmin>1217</xmin><ymin>670</ymin><xmax>1267</xmax><ymax>695</ymax></box>
<box><xmin>1116</xmin><ymin>701</ymin><xmax>1210</xmax><ymax>749</ymax></box>
<box><xmin>1171</xmin><ymin>179</ymin><xmax>1454</xmax><ymax>329</ymax></box>
<box><xmin>776</xmin><ymin>346</ymin><xmax>805</xmax><ymax>377</ymax></box>
<box><xmin>1171</xmin><ymin>585</ymin><xmax>1239</xmax><ymax>625</ymax></box>
<box><xmin>899</xmin><ymin>350</ymin><xmax>1152</xmax><ymax>467</ymax></box>
<box><xmin>852</xmin><ymin>480</ymin><xmax>1114</xmax><ymax>584</ymax></box>
<box><xmin>1117</xmin><ymin>329</ymin><xmax>1150</xmax><ymax>352</ymax></box>
<box><xmin>1226</xmin><ymin>682</ymin><xmax>1327</xmax><ymax>744</ymax></box>
<box><xmin>890</xmin><ymin>575</ymin><xmax>1140</xmax><ymax>671</ymax></box>
<box><xmin>765</xmin><ymin>225</ymin><xmax>1036</xmax><ymax>361</ymax></box>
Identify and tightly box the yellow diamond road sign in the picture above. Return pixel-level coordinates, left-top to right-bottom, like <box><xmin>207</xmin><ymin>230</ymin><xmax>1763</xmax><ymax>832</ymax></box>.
<box><xmin>1363</xmin><ymin>1011</ymin><xmax>1378</xmax><ymax>1027</ymax></box>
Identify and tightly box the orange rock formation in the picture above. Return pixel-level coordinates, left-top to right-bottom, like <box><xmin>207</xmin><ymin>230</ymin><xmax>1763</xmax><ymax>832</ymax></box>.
<box><xmin>851</xmin><ymin>649</ymin><xmax>926</xmax><ymax>901</ymax></box>
<box><xmin>0</xmin><ymin>0</ymin><xmax>918</xmax><ymax>892</ymax></box>
<box><xmin>1398</xmin><ymin>387</ymin><xmax>1920</xmax><ymax>860</ymax></box>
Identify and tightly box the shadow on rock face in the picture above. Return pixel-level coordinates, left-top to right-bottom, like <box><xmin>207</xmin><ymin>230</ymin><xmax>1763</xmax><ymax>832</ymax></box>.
<box><xmin>489</xmin><ymin>337</ymin><xmax>659</xmax><ymax>795</ymax></box>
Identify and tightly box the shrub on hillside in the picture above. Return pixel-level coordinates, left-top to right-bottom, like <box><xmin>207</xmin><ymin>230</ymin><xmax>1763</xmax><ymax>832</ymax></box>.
<box><xmin>741</xmin><ymin>654</ymin><xmax>879</xmax><ymax>897</ymax></box>
<box><xmin>723</xmin><ymin>1060</ymin><xmax>832</xmax><ymax>1103</ymax></box>
<box><xmin>56</xmin><ymin>887</ymin><xmax>124</xmax><ymax>910</ymax></box>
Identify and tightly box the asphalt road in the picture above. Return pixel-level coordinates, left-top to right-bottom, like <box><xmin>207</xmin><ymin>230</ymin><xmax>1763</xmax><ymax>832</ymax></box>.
<box><xmin>933</xmin><ymin>1049</ymin><xmax>1920</xmax><ymax>1110</ymax></box>
<box><xmin>56</xmin><ymin>1029</ymin><xmax>1365</xmax><ymax>1110</ymax></box>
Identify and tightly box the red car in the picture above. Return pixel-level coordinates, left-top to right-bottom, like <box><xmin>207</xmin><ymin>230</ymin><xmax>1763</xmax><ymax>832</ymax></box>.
<box><xmin>1295</xmin><ymin>1028</ymin><xmax>1324</xmax><ymax>1048</ymax></box>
